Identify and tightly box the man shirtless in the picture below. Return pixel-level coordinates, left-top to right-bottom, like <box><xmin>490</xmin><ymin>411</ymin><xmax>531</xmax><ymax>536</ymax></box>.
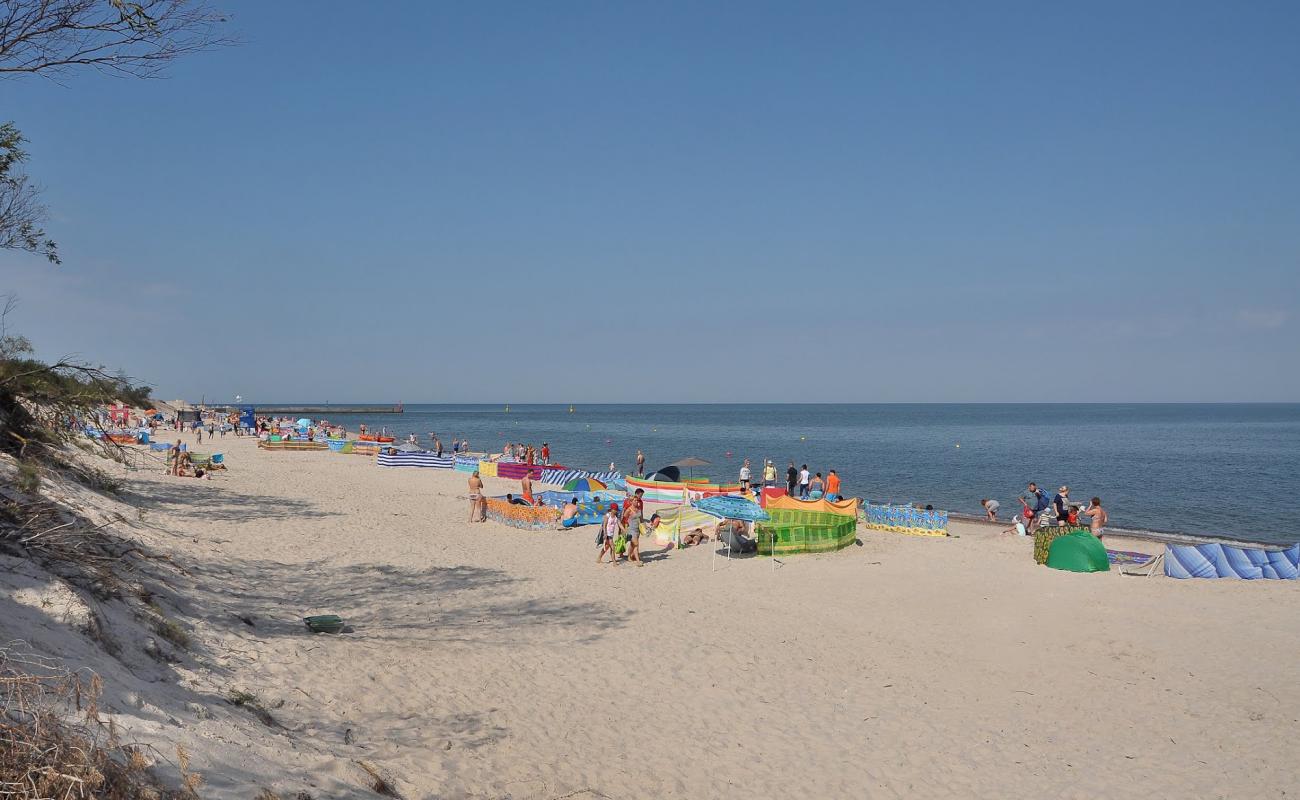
<box><xmin>468</xmin><ymin>471</ymin><xmax>486</xmax><ymax>522</ymax></box>
<box><xmin>520</xmin><ymin>471</ymin><xmax>534</xmax><ymax>505</ymax></box>
<box><xmin>1082</xmin><ymin>497</ymin><xmax>1108</xmax><ymax>540</ymax></box>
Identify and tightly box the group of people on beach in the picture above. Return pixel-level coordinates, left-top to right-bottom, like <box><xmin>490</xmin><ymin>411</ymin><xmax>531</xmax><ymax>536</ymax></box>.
<box><xmin>983</xmin><ymin>482</ymin><xmax>1108</xmax><ymax>539</ymax></box>
<box><xmin>424</xmin><ymin>433</ymin><xmax>469</xmax><ymax>457</ymax></box>
<box><xmin>499</xmin><ymin>441</ymin><xmax>550</xmax><ymax>465</ymax></box>
<box><xmin>736</xmin><ymin>458</ymin><xmax>842</xmax><ymax>501</ymax></box>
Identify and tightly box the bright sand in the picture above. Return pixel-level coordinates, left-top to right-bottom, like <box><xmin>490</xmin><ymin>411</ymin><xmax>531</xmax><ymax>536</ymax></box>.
<box><xmin>13</xmin><ymin>435</ymin><xmax>1299</xmax><ymax>797</ymax></box>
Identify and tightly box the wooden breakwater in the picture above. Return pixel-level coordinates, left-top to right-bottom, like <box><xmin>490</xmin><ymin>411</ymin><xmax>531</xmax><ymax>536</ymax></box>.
<box><xmin>252</xmin><ymin>404</ymin><xmax>404</xmax><ymax>415</ymax></box>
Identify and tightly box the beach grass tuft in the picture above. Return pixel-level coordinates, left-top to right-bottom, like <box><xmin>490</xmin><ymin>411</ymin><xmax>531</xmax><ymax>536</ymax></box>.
<box><xmin>356</xmin><ymin>760</ymin><xmax>403</xmax><ymax>798</ymax></box>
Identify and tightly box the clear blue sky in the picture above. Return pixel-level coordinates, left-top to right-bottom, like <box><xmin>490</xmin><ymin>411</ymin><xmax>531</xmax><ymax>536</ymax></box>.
<box><xmin>4</xmin><ymin>0</ymin><xmax>1298</xmax><ymax>402</ymax></box>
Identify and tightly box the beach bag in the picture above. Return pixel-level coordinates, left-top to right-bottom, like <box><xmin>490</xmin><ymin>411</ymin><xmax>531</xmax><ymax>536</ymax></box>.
<box><xmin>615</xmin><ymin>535</ymin><xmax>627</xmax><ymax>555</ymax></box>
<box><xmin>595</xmin><ymin>528</ymin><xmax>605</xmax><ymax>545</ymax></box>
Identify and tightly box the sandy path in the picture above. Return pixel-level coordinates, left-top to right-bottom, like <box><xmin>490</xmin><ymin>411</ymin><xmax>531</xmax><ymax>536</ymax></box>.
<box><xmin>125</xmin><ymin>436</ymin><xmax>1298</xmax><ymax>798</ymax></box>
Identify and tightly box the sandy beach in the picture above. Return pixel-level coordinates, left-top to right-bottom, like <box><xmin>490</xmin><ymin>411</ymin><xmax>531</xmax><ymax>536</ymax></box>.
<box><xmin>5</xmin><ymin>435</ymin><xmax>1298</xmax><ymax>798</ymax></box>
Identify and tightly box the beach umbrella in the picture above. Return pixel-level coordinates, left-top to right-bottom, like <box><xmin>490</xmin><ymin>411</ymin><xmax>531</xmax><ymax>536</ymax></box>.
<box><xmin>296</xmin><ymin>417</ymin><xmax>311</xmax><ymax>428</ymax></box>
<box><xmin>563</xmin><ymin>477</ymin><xmax>606</xmax><ymax>492</ymax></box>
<box><xmin>692</xmin><ymin>495</ymin><xmax>770</xmax><ymax>522</ymax></box>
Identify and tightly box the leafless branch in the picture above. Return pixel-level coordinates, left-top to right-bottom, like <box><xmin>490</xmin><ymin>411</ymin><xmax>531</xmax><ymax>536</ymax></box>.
<box><xmin>0</xmin><ymin>0</ymin><xmax>234</xmax><ymax>79</ymax></box>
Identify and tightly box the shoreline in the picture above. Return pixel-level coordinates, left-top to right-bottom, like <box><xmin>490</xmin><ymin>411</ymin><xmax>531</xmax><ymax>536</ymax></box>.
<box><xmin>9</xmin><ymin>431</ymin><xmax>1294</xmax><ymax>796</ymax></box>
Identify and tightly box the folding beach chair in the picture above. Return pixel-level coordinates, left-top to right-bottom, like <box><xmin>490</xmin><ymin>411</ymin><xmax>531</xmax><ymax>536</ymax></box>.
<box><xmin>1109</xmin><ymin>549</ymin><xmax>1164</xmax><ymax>578</ymax></box>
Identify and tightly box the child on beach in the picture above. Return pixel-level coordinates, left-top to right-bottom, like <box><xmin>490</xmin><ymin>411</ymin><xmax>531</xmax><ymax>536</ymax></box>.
<box><xmin>981</xmin><ymin>498</ymin><xmax>1000</xmax><ymax>521</ymax></box>
<box><xmin>597</xmin><ymin>505</ymin><xmax>620</xmax><ymax>565</ymax></box>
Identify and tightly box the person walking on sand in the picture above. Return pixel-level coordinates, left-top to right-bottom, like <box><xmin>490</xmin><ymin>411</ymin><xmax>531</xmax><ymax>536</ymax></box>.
<box><xmin>636</xmin><ymin>449</ymin><xmax>645</xmax><ymax>478</ymax></box>
<box><xmin>786</xmin><ymin>461</ymin><xmax>798</xmax><ymax>496</ymax></box>
<box><xmin>622</xmin><ymin>489</ymin><xmax>645</xmax><ymax>566</ymax></box>
<box><xmin>468</xmin><ymin>471</ymin><xmax>486</xmax><ymax>522</ymax></box>
<box><xmin>1082</xmin><ymin>497</ymin><xmax>1108</xmax><ymax>540</ymax></box>
<box><xmin>1020</xmin><ymin>482</ymin><xmax>1051</xmax><ymax>534</ymax></box>
<box><xmin>598</xmin><ymin>504</ymin><xmax>620</xmax><ymax>565</ymax></box>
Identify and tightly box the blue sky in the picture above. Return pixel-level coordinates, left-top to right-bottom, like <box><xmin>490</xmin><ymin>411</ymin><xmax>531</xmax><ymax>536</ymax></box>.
<box><xmin>3</xmin><ymin>0</ymin><xmax>1297</xmax><ymax>402</ymax></box>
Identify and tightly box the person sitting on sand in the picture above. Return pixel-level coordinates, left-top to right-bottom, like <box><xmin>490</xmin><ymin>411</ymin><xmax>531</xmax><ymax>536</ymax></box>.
<box><xmin>1000</xmin><ymin>515</ymin><xmax>1027</xmax><ymax>537</ymax></box>
<box><xmin>981</xmin><ymin>498</ymin><xmax>1000</xmax><ymax>521</ymax></box>
<box><xmin>561</xmin><ymin>498</ymin><xmax>579</xmax><ymax>528</ymax></box>
<box><xmin>1082</xmin><ymin>497</ymin><xmax>1108</xmax><ymax>539</ymax></box>
<box><xmin>716</xmin><ymin>519</ymin><xmax>757</xmax><ymax>554</ymax></box>
<box><xmin>468</xmin><ymin>471</ymin><xmax>485</xmax><ymax>522</ymax></box>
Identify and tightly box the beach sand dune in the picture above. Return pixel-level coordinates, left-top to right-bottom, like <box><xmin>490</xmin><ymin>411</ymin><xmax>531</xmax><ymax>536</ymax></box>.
<box><xmin>10</xmin><ymin>437</ymin><xmax>1296</xmax><ymax>798</ymax></box>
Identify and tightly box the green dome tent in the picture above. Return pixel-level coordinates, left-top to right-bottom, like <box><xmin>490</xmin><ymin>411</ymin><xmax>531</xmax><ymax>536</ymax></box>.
<box><xmin>1045</xmin><ymin>530</ymin><xmax>1110</xmax><ymax>573</ymax></box>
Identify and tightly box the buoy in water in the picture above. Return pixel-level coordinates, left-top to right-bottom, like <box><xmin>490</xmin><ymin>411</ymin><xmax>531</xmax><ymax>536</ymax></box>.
<box><xmin>800</xmin><ymin>436</ymin><xmax>806</xmax><ymax>441</ymax></box>
<box><xmin>955</xmin><ymin>443</ymin><xmax>961</xmax><ymax>448</ymax></box>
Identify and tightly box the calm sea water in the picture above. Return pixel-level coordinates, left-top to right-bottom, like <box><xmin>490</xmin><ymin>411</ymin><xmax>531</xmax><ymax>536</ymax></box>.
<box><xmin>256</xmin><ymin>404</ymin><xmax>1300</xmax><ymax>544</ymax></box>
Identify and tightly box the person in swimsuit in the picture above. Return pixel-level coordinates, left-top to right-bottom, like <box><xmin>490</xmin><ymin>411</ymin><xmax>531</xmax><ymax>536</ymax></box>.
<box><xmin>521</xmin><ymin>471</ymin><xmax>534</xmax><ymax>505</ymax></box>
<box><xmin>597</xmin><ymin>505</ymin><xmax>620</xmax><ymax>565</ymax></box>
<box><xmin>468</xmin><ymin>471</ymin><xmax>485</xmax><ymax>522</ymax></box>
<box><xmin>1082</xmin><ymin>497</ymin><xmax>1108</xmax><ymax>539</ymax></box>
<box><xmin>622</xmin><ymin>490</ymin><xmax>645</xmax><ymax>566</ymax></box>
<box><xmin>636</xmin><ymin>449</ymin><xmax>645</xmax><ymax>477</ymax></box>
<box><xmin>561</xmin><ymin>498</ymin><xmax>579</xmax><ymax>528</ymax></box>
<box><xmin>739</xmin><ymin>459</ymin><xmax>752</xmax><ymax>492</ymax></box>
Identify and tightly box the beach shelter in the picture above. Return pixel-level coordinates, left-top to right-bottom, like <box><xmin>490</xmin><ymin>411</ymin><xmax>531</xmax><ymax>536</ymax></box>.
<box><xmin>1045</xmin><ymin>531</ymin><xmax>1111</xmax><ymax>573</ymax></box>
<box><xmin>296</xmin><ymin>417</ymin><xmax>311</xmax><ymax>429</ymax></box>
<box><xmin>647</xmin><ymin>466</ymin><xmax>682</xmax><ymax>482</ymax></box>
<box><xmin>664</xmin><ymin>456</ymin><xmax>711</xmax><ymax>479</ymax></box>
<box><xmin>692</xmin><ymin>495</ymin><xmax>770</xmax><ymax>523</ymax></box>
<box><xmin>563</xmin><ymin>476</ymin><xmax>607</xmax><ymax>492</ymax></box>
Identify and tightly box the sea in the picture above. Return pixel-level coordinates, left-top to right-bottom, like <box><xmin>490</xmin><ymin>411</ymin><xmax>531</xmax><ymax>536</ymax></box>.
<box><xmin>253</xmin><ymin>403</ymin><xmax>1300</xmax><ymax>545</ymax></box>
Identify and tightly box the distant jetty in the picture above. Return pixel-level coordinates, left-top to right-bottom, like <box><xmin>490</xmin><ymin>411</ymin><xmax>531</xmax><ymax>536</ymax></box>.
<box><xmin>250</xmin><ymin>404</ymin><xmax>404</xmax><ymax>415</ymax></box>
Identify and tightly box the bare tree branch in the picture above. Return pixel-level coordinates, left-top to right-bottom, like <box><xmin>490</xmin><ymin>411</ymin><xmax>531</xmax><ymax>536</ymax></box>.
<box><xmin>0</xmin><ymin>0</ymin><xmax>234</xmax><ymax>79</ymax></box>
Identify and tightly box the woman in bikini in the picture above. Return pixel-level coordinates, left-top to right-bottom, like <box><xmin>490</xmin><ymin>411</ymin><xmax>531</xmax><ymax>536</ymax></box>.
<box><xmin>1082</xmin><ymin>497</ymin><xmax>1108</xmax><ymax>540</ymax></box>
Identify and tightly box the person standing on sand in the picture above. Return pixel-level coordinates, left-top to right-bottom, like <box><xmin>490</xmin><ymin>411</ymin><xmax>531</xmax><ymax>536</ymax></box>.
<box><xmin>434</xmin><ymin>436</ymin><xmax>443</xmax><ymax>457</ymax></box>
<box><xmin>468</xmin><ymin>471</ymin><xmax>486</xmax><ymax>522</ymax></box>
<box><xmin>825</xmin><ymin>470</ymin><xmax>841</xmax><ymax>501</ymax></box>
<box><xmin>598</xmin><ymin>504</ymin><xmax>620</xmax><ymax>565</ymax></box>
<box><xmin>1021</xmin><ymin>482</ymin><xmax>1051</xmax><ymax>534</ymax></box>
<box><xmin>1053</xmin><ymin>486</ymin><xmax>1071</xmax><ymax>526</ymax></box>
<box><xmin>739</xmin><ymin>459</ymin><xmax>752</xmax><ymax>492</ymax></box>
<box><xmin>541</xmin><ymin>442</ymin><xmax>550</xmax><ymax>465</ymax></box>
<box><xmin>1082</xmin><ymin>497</ymin><xmax>1108</xmax><ymax>539</ymax></box>
<box><xmin>521</xmin><ymin>471</ymin><xmax>534</xmax><ymax>505</ymax></box>
<box><xmin>636</xmin><ymin>449</ymin><xmax>645</xmax><ymax>477</ymax></box>
<box><xmin>622</xmin><ymin>489</ymin><xmax>645</xmax><ymax>566</ymax></box>
<box><xmin>787</xmin><ymin>461</ymin><xmax>798</xmax><ymax>496</ymax></box>
<box><xmin>798</xmin><ymin>464</ymin><xmax>811</xmax><ymax>498</ymax></box>
<box><xmin>763</xmin><ymin>459</ymin><xmax>777</xmax><ymax>488</ymax></box>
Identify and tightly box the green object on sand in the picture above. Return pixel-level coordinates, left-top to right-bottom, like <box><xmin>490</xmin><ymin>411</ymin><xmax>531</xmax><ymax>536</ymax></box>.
<box><xmin>304</xmin><ymin>614</ymin><xmax>345</xmax><ymax>633</ymax></box>
<box><xmin>1046</xmin><ymin>531</ymin><xmax>1111</xmax><ymax>573</ymax></box>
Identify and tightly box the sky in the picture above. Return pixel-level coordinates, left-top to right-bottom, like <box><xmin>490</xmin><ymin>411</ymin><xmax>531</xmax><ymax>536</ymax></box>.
<box><xmin>2</xmin><ymin>0</ymin><xmax>1298</xmax><ymax>403</ymax></box>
